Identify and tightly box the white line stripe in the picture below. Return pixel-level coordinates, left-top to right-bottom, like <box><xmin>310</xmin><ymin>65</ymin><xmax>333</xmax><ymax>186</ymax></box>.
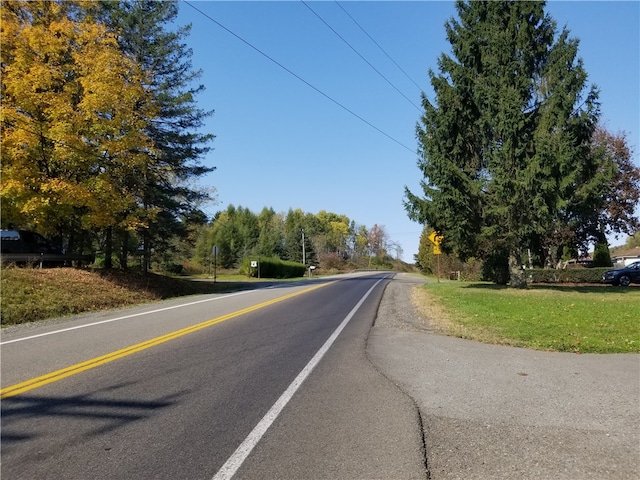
<box><xmin>0</xmin><ymin>289</ymin><xmax>257</xmax><ymax>345</ymax></box>
<box><xmin>1</xmin><ymin>276</ymin><xmax>368</xmax><ymax>345</ymax></box>
<box><xmin>211</xmin><ymin>277</ymin><xmax>385</xmax><ymax>480</ymax></box>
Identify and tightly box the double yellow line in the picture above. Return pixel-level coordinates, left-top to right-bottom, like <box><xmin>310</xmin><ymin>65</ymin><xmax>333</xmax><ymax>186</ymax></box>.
<box><xmin>1</xmin><ymin>282</ymin><xmax>333</xmax><ymax>399</ymax></box>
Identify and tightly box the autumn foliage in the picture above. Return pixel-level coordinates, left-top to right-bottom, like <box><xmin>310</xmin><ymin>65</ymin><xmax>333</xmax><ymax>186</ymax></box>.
<box><xmin>1</xmin><ymin>1</ymin><xmax>157</xmax><ymax>238</ymax></box>
<box><xmin>1</xmin><ymin>1</ymin><xmax>214</xmax><ymax>267</ymax></box>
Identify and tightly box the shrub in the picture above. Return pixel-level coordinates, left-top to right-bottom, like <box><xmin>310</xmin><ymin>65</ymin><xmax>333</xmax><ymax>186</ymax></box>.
<box><xmin>527</xmin><ymin>267</ymin><xmax>609</xmax><ymax>284</ymax></box>
<box><xmin>239</xmin><ymin>257</ymin><xmax>306</xmax><ymax>278</ymax></box>
<box><xmin>318</xmin><ymin>252</ymin><xmax>345</xmax><ymax>270</ymax></box>
<box><xmin>481</xmin><ymin>248</ymin><xmax>510</xmax><ymax>285</ymax></box>
<box><xmin>161</xmin><ymin>262</ymin><xmax>184</xmax><ymax>275</ymax></box>
<box><xmin>592</xmin><ymin>242</ymin><xmax>613</xmax><ymax>267</ymax></box>
<box><xmin>181</xmin><ymin>261</ymin><xmax>207</xmax><ymax>276</ymax></box>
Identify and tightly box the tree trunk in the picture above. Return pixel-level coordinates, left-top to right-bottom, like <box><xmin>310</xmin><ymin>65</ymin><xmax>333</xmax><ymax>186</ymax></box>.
<box><xmin>66</xmin><ymin>232</ymin><xmax>75</xmax><ymax>268</ymax></box>
<box><xmin>142</xmin><ymin>231</ymin><xmax>151</xmax><ymax>274</ymax></box>
<box><xmin>104</xmin><ymin>227</ymin><xmax>113</xmax><ymax>269</ymax></box>
<box><xmin>508</xmin><ymin>252</ymin><xmax>528</xmax><ymax>289</ymax></box>
<box><xmin>119</xmin><ymin>230</ymin><xmax>129</xmax><ymax>270</ymax></box>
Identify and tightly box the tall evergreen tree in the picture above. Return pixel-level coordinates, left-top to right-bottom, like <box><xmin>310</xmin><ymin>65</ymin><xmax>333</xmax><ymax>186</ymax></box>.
<box><xmin>257</xmin><ymin>207</ymin><xmax>286</xmax><ymax>258</ymax></box>
<box><xmin>283</xmin><ymin>209</ymin><xmax>307</xmax><ymax>263</ymax></box>
<box><xmin>81</xmin><ymin>0</ymin><xmax>215</xmax><ymax>270</ymax></box>
<box><xmin>405</xmin><ymin>0</ymin><xmax>600</xmax><ymax>286</ymax></box>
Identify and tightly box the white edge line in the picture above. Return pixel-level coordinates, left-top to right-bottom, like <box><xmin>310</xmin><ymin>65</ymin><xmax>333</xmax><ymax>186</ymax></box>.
<box><xmin>1</xmin><ymin>274</ymin><xmax>373</xmax><ymax>345</ymax></box>
<box><xmin>0</xmin><ymin>289</ymin><xmax>257</xmax><ymax>345</ymax></box>
<box><xmin>211</xmin><ymin>277</ymin><xmax>385</xmax><ymax>480</ymax></box>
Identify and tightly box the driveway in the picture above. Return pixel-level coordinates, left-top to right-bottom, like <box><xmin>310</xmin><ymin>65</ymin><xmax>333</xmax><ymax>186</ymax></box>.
<box><xmin>368</xmin><ymin>273</ymin><xmax>640</xmax><ymax>480</ymax></box>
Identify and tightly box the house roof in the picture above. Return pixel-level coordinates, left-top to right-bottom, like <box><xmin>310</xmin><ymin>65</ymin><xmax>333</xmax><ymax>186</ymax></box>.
<box><xmin>611</xmin><ymin>246</ymin><xmax>640</xmax><ymax>258</ymax></box>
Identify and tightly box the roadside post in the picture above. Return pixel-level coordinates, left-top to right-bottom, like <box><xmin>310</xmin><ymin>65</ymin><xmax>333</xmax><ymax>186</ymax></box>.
<box><xmin>212</xmin><ymin>245</ymin><xmax>218</xmax><ymax>283</ymax></box>
<box><xmin>250</xmin><ymin>259</ymin><xmax>260</xmax><ymax>279</ymax></box>
<box><xmin>427</xmin><ymin>231</ymin><xmax>444</xmax><ymax>283</ymax></box>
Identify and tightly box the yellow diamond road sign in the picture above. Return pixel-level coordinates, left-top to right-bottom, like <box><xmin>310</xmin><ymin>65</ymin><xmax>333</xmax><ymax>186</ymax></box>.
<box><xmin>428</xmin><ymin>231</ymin><xmax>443</xmax><ymax>246</ymax></box>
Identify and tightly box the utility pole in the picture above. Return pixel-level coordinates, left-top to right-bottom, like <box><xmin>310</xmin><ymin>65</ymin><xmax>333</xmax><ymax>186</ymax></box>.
<box><xmin>302</xmin><ymin>229</ymin><xmax>306</xmax><ymax>265</ymax></box>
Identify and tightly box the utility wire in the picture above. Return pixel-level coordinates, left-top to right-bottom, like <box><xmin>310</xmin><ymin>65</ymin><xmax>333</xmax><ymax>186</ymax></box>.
<box><xmin>301</xmin><ymin>0</ymin><xmax>422</xmax><ymax>113</ymax></box>
<box><xmin>183</xmin><ymin>1</ymin><xmax>417</xmax><ymax>155</ymax></box>
<box><xmin>334</xmin><ymin>1</ymin><xmax>425</xmax><ymax>95</ymax></box>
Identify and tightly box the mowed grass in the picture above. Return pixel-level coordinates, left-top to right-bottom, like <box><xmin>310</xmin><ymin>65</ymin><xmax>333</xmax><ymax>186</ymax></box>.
<box><xmin>0</xmin><ymin>267</ymin><xmax>253</xmax><ymax>326</ymax></box>
<box><xmin>417</xmin><ymin>281</ymin><xmax>640</xmax><ymax>353</ymax></box>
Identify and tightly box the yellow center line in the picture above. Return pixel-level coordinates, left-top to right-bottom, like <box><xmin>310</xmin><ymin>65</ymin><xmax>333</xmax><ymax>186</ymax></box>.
<box><xmin>1</xmin><ymin>281</ymin><xmax>334</xmax><ymax>399</ymax></box>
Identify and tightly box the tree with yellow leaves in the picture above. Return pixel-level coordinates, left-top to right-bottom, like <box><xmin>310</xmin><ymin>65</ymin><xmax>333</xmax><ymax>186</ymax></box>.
<box><xmin>1</xmin><ymin>0</ymin><xmax>156</xmax><ymax>250</ymax></box>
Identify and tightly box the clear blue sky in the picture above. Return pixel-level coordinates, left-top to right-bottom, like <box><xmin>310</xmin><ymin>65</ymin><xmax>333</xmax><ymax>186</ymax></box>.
<box><xmin>175</xmin><ymin>1</ymin><xmax>639</xmax><ymax>261</ymax></box>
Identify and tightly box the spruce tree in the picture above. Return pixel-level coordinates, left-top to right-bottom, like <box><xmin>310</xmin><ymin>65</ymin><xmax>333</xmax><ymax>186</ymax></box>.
<box><xmin>405</xmin><ymin>0</ymin><xmax>600</xmax><ymax>287</ymax></box>
<box><xmin>81</xmin><ymin>0</ymin><xmax>215</xmax><ymax>270</ymax></box>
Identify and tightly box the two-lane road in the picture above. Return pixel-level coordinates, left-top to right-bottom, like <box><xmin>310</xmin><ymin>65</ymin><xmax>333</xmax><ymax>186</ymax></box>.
<box><xmin>1</xmin><ymin>272</ymin><xmax>426</xmax><ymax>480</ymax></box>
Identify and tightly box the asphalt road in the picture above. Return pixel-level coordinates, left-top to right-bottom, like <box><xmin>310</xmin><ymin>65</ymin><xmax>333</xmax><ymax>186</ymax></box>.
<box><xmin>1</xmin><ymin>272</ymin><xmax>426</xmax><ymax>480</ymax></box>
<box><xmin>7</xmin><ymin>271</ymin><xmax>631</xmax><ymax>480</ymax></box>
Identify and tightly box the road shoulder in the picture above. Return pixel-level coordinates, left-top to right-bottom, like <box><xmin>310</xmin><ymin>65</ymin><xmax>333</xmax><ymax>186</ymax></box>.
<box><xmin>369</xmin><ymin>273</ymin><xmax>640</xmax><ymax>480</ymax></box>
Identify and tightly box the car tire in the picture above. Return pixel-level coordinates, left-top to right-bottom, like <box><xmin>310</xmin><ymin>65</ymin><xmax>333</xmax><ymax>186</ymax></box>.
<box><xmin>619</xmin><ymin>275</ymin><xmax>631</xmax><ymax>287</ymax></box>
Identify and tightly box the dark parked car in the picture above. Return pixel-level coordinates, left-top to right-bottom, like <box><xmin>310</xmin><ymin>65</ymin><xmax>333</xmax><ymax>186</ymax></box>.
<box><xmin>0</xmin><ymin>229</ymin><xmax>62</xmax><ymax>254</ymax></box>
<box><xmin>602</xmin><ymin>261</ymin><xmax>640</xmax><ymax>287</ymax></box>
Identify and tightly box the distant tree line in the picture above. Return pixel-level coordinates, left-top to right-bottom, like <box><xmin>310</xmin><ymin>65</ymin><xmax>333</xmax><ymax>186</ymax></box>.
<box><xmin>1</xmin><ymin>0</ymin><xmax>214</xmax><ymax>271</ymax></box>
<box><xmin>193</xmin><ymin>205</ymin><xmax>396</xmax><ymax>271</ymax></box>
<box><xmin>613</xmin><ymin>233</ymin><xmax>640</xmax><ymax>251</ymax></box>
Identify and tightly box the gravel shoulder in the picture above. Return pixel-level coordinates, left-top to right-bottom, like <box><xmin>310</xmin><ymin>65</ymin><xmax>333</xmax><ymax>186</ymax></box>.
<box><xmin>368</xmin><ymin>273</ymin><xmax>640</xmax><ymax>480</ymax></box>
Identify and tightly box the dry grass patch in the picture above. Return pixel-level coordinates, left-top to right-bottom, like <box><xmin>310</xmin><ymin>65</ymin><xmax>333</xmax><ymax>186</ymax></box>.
<box><xmin>411</xmin><ymin>284</ymin><xmax>500</xmax><ymax>342</ymax></box>
<box><xmin>1</xmin><ymin>267</ymin><xmax>249</xmax><ymax>326</ymax></box>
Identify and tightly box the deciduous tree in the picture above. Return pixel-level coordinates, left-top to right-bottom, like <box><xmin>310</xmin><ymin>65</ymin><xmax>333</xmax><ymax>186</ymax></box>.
<box><xmin>590</xmin><ymin>127</ymin><xmax>640</xmax><ymax>240</ymax></box>
<box><xmin>368</xmin><ymin>224</ymin><xmax>389</xmax><ymax>260</ymax></box>
<box><xmin>1</xmin><ymin>1</ymin><xmax>155</xmax><ymax>251</ymax></box>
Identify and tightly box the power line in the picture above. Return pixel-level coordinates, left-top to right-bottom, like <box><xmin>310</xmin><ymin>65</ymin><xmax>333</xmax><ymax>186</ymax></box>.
<box><xmin>301</xmin><ymin>0</ymin><xmax>422</xmax><ymax>112</ymax></box>
<box><xmin>183</xmin><ymin>1</ymin><xmax>417</xmax><ymax>155</ymax></box>
<box><xmin>334</xmin><ymin>1</ymin><xmax>425</xmax><ymax>96</ymax></box>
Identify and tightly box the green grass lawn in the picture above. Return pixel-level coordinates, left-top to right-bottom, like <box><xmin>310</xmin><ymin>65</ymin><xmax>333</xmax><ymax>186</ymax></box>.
<box><xmin>420</xmin><ymin>281</ymin><xmax>640</xmax><ymax>353</ymax></box>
